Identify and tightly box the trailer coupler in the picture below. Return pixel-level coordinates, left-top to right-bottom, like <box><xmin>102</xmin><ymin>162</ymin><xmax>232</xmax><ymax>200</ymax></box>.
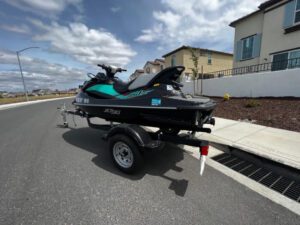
<box><xmin>58</xmin><ymin>103</ymin><xmax>86</xmax><ymax>127</ymax></box>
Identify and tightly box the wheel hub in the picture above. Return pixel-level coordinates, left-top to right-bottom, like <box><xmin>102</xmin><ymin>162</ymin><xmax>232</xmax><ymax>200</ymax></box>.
<box><xmin>113</xmin><ymin>142</ymin><xmax>133</xmax><ymax>168</ymax></box>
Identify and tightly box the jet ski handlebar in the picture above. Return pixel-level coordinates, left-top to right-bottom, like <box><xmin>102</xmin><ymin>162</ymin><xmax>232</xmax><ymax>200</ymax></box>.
<box><xmin>97</xmin><ymin>64</ymin><xmax>126</xmax><ymax>78</ymax></box>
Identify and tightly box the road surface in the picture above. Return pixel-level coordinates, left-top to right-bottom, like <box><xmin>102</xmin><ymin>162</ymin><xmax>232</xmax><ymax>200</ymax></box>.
<box><xmin>0</xmin><ymin>99</ymin><xmax>299</xmax><ymax>224</ymax></box>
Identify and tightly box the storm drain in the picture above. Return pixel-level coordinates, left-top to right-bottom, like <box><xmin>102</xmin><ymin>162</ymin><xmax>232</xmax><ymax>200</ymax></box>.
<box><xmin>212</xmin><ymin>152</ymin><xmax>300</xmax><ymax>202</ymax></box>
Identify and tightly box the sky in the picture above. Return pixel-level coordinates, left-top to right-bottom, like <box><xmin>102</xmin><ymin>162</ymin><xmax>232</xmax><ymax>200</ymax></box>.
<box><xmin>0</xmin><ymin>0</ymin><xmax>265</xmax><ymax>92</ymax></box>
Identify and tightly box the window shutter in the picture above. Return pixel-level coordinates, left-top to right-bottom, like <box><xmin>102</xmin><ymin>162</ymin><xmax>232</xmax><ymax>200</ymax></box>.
<box><xmin>283</xmin><ymin>0</ymin><xmax>296</xmax><ymax>28</ymax></box>
<box><xmin>252</xmin><ymin>33</ymin><xmax>262</xmax><ymax>58</ymax></box>
<box><xmin>234</xmin><ymin>40</ymin><xmax>243</xmax><ymax>62</ymax></box>
<box><xmin>235</xmin><ymin>40</ymin><xmax>243</xmax><ymax>61</ymax></box>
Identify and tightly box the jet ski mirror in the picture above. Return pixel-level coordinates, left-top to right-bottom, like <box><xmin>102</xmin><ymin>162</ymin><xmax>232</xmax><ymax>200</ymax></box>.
<box><xmin>87</xmin><ymin>73</ymin><xmax>96</xmax><ymax>79</ymax></box>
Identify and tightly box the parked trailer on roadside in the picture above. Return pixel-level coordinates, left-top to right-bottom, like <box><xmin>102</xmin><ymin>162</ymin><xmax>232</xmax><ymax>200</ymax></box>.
<box><xmin>59</xmin><ymin>104</ymin><xmax>212</xmax><ymax>175</ymax></box>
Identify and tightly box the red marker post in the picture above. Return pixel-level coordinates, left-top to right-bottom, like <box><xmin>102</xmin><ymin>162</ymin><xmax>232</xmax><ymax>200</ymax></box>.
<box><xmin>199</xmin><ymin>145</ymin><xmax>209</xmax><ymax>175</ymax></box>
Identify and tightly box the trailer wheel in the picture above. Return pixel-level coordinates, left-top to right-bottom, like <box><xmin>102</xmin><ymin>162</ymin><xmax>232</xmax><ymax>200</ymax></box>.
<box><xmin>108</xmin><ymin>134</ymin><xmax>143</xmax><ymax>174</ymax></box>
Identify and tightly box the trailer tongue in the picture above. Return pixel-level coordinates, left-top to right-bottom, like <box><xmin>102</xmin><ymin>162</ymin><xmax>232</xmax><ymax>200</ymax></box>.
<box><xmin>59</xmin><ymin>105</ymin><xmax>212</xmax><ymax>175</ymax></box>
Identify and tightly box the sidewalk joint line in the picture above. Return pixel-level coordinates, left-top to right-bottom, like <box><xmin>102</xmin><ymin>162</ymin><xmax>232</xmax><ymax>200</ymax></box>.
<box><xmin>233</xmin><ymin>126</ymin><xmax>268</xmax><ymax>143</ymax></box>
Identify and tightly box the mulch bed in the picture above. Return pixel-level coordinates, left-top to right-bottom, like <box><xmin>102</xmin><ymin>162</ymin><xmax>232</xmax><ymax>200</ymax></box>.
<box><xmin>211</xmin><ymin>97</ymin><xmax>300</xmax><ymax>132</ymax></box>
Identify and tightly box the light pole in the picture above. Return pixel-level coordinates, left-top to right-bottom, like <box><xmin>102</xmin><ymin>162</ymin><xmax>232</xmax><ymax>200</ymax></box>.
<box><xmin>16</xmin><ymin>46</ymin><xmax>39</xmax><ymax>101</ymax></box>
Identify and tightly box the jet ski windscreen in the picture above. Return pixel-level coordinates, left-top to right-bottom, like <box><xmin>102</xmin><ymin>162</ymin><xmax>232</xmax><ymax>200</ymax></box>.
<box><xmin>128</xmin><ymin>73</ymin><xmax>157</xmax><ymax>90</ymax></box>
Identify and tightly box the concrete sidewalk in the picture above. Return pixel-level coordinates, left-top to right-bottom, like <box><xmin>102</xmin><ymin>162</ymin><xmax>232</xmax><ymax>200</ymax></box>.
<box><xmin>196</xmin><ymin>117</ymin><xmax>300</xmax><ymax>170</ymax></box>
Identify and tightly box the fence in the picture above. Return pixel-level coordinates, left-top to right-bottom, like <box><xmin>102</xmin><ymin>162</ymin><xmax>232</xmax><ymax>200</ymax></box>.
<box><xmin>182</xmin><ymin>67</ymin><xmax>300</xmax><ymax>97</ymax></box>
<box><xmin>204</xmin><ymin>57</ymin><xmax>300</xmax><ymax>79</ymax></box>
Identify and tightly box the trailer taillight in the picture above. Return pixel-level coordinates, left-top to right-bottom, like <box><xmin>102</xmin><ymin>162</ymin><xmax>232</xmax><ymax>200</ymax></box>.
<box><xmin>200</xmin><ymin>145</ymin><xmax>209</xmax><ymax>156</ymax></box>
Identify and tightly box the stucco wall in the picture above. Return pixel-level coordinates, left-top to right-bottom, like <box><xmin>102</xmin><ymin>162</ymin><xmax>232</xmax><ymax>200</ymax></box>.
<box><xmin>233</xmin><ymin>1</ymin><xmax>300</xmax><ymax>68</ymax></box>
<box><xmin>233</xmin><ymin>11</ymin><xmax>264</xmax><ymax>68</ymax></box>
<box><xmin>182</xmin><ymin>49</ymin><xmax>233</xmax><ymax>74</ymax></box>
<box><xmin>165</xmin><ymin>48</ymin><xmax>233</xmax><ymax>77</ymax></box>
<box><xmin>164</xmin><ymin>51</ymin><xmax>184</xmax><ymax>68</ymax></box>
<box><xmin>260</xmin><ymin>4</ymin><xmax>300</xmax><ymax>63</ymax></box>
<box><xmin>182</xmin><ymin>68</ymin><xmax>300</xmax><ymax>97</ymax></box>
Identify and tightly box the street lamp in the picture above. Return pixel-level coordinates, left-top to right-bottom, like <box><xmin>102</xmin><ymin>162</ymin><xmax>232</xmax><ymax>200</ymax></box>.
<box><xmin>16</xmin><ymin>46</ymin><xmax>39</xmax><ymax>101</ymax></box>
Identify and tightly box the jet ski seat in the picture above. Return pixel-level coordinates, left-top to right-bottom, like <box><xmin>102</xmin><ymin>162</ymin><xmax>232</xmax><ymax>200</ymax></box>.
<box><xmin>113</xmin><ymin>66</ymin><xmax>185</xmax><ymax>93</ymax></box>
<box><xmin>113</xmin><ymin>78</ymin><xmax>134</xmax><ymax>94</ymax></box>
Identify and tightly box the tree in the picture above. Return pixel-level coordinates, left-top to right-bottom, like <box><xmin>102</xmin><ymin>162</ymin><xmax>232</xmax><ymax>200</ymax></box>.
<box><xmin>189</xmin><ymin>47</ymin><xmax>200</xmax><ymax>95</ymax></box>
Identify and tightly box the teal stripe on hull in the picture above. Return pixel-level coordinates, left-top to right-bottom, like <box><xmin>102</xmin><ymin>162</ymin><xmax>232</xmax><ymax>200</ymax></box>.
<box><xmin>86</xmin><ymin>84</ymin><xmax>153</xmax><ymax>99</ymax></box>
<box><xmin>86</xmin><ymin>84</ymin><xmax>119</xmax><ymax>96</ymax></box>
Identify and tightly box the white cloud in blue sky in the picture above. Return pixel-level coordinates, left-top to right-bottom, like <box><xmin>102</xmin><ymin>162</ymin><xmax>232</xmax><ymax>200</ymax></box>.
<box><xmin>136</xmin><ymin>0</ymin><xmax>264</xmax><ymax>50</ymax></box>
<box><xmin>0</xmin><ymin>50</ymin><xmax>85</xmax><ymax>90</ymax></box>
<box><xmin>3</xmin><ymin>0</ymin><xmax>83</xmax><ymax>17</ymax></box>
<box><xmin>0</xmin><ymin>0</ymin><xmax>265</xmax><ymax>91</ymax></box>
<box><xmin>28</xmin><ymin>18</ymin><xmax>136</xmax><ymax>66</ymax></box>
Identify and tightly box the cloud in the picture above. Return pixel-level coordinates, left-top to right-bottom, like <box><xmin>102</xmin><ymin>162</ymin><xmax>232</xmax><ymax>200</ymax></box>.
<box><xmin>4</xmin><ymin>0</ymin><xmax>83</xmax><ymax>17</ymax></box>
<box><xmin>0</xmin><ymin>24</ymin><xmax>31</xmax><ymax>34</ymax></box>
<box><xmin>0</xmin><ymin>50</ymin><xmax>86</xmax><ymax>91</ymax></box>
<box><xmin>135</xmin><ymin>0</ymin><xmax>265</xmax><ymax>51</ymax></box>
<box><xmin>29</xmin><ymin>19</ymin><xmax>137</xmax><ymax>67</ymax></box>
<box><xmin>111</xmin><ymin>6</ymin><xmax>121</xmax><ymax>13</ymax></box>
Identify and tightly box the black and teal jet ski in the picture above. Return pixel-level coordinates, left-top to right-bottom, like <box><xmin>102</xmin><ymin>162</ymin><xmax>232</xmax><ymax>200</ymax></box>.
<box><xmin>73</xmin><ymin>64</ymin><xmax>216</xmax><ymax>132</ymax></box>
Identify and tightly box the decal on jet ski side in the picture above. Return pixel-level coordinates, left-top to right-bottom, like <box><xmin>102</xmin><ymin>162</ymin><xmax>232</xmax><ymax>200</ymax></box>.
<box><xmin>118</xmin><ymin>89</ymin><xmax>153</xmax><ymax>99</ymax></box>
<box><xmin>86</xmin><ymin>84</ymin><xmax>153</xmax><ymax>99</ymax></box>
<box><xmin>104</xmin><ymin>108</ymin><xmax>121</xmax><ymax>115</ymax></box>
<box><xmin>75</xmin><ymin>97</ymin><xmax>89</xmax><ymax>104</ymax></box>
<box><xmin>151</xmin><ymin>98</ymin><xmax>161</xmax><ymax>106</ymax></box>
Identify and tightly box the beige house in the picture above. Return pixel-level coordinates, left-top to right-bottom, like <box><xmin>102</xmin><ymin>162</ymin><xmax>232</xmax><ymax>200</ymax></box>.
<box><xmin>129</xmin><ymin>58</ymin><xmax>165</xmax><ymax>81</ymax></box>
<box><xmin>162</xmin><ymin>45</ymin><xmax>233</xmax><ymax>79</ymax></box>
<box><xmin>143</xmin><ymin>59</ymin><xmax>165</xmax><ymax>74</ymax></box>
<box><xmin>231</xmin><ymin>0</ymin><xmax>300</xmax><ymax>70</ymax></box>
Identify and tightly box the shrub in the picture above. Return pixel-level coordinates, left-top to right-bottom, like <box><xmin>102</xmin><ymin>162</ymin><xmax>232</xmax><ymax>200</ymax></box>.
<box><xmin>245</xmin><ymin>99</ymin><xmax>261</xmax><ymax>108</ymax></box>
<box><xmin>223</xmin><ymin>93</ymin><xmax>230</xmax><ymax>101</ymax></box>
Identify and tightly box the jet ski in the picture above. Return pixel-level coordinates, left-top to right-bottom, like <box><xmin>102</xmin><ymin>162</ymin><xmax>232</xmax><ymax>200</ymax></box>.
<box><xmin>73</xmin><ymin>64</ymin><xmax>216</xmax><ymax>132</ymax></box>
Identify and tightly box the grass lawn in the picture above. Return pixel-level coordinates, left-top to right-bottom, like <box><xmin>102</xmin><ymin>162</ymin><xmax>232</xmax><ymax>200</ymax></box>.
<box><xmin>0</xmin><ymin>94</ymin><xmax>75</xmax><ymax>105</ymax></box>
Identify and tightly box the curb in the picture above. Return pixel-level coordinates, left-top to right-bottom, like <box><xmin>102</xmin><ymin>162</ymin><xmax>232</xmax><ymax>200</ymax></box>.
<box><xmin>0</xmin><ymin>96</ymin><xmax>74</xmax><ymax>111</ymax></box>
<box><xmin>195</xmin><ymin>133</ymin><xmax>300</xmax><ymax>171</ymax></box>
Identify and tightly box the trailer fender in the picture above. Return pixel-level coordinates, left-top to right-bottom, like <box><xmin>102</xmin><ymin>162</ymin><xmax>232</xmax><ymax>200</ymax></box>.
<box><xmin>105</xmin><ymin>124</ymin><xmax>152</xmax><ymax>149</ymax></box>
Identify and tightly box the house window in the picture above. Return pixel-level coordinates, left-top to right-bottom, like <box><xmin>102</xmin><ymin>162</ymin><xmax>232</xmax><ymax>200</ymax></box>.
<box><xmin>272</xmin><ymin>52</ymin><xmax>289</xmax><ymax>71</ymax></box>
<box><xmin>289</xmin><ymin>50</ymin><xmax>300</xmax><ymax>68</ymax></box>
<box><xmin>295</xmin><ymin>0</ymin><xmax>300</xmax><ymax>23</ymax></box>
<box><xmin>242</xmin><ymin>36</ymin><xmax>254</xmax><ymax>60</ymax></box>
<box><xmin>207</xmin><ymin>52</ymin><xmax>212</xmax><ymax>65</ymax></box>
<box><xmin>272</xmin><ymin>49</ymin><xmax>300</xmax><ymax>71</ymax></box>
<box><xmin>171</xmin><ymin>55</ymin><xmax>176</xmax><ymax>66</ymax></box>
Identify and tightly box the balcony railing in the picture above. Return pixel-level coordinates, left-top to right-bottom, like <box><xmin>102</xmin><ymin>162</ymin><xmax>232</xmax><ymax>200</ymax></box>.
<box><xmin>201</xmin><ymin>57</ymin><xmax>300</xmax><ymax>79</ymax></box>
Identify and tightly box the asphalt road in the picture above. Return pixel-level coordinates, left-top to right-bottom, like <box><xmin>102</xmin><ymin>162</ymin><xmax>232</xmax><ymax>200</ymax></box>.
<box><xmin>0</xmin><ymin>99</ymin><xmax>299</xmax><ymax>225</ymax></box>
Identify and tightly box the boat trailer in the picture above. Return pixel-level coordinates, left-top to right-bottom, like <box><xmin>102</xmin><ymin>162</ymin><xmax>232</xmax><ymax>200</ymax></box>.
<box><xmin>59</xmin><ymin>103</ymin><xmax>213</xmax><ymax>175</ymax></box>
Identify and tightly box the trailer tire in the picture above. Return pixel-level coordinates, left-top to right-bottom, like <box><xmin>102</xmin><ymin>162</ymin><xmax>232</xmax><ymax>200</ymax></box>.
<box><xmin>108</xmin><ymin>134</ymin><xmax>143</xmax><ymax>174</ymax></box>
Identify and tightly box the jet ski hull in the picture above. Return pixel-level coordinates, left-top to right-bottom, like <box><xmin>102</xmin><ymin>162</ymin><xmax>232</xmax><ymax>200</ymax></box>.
<box><xmin>74</xmin><ymin>91</ymin><xmax>215</xmax><ymax>131</ymax></box>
